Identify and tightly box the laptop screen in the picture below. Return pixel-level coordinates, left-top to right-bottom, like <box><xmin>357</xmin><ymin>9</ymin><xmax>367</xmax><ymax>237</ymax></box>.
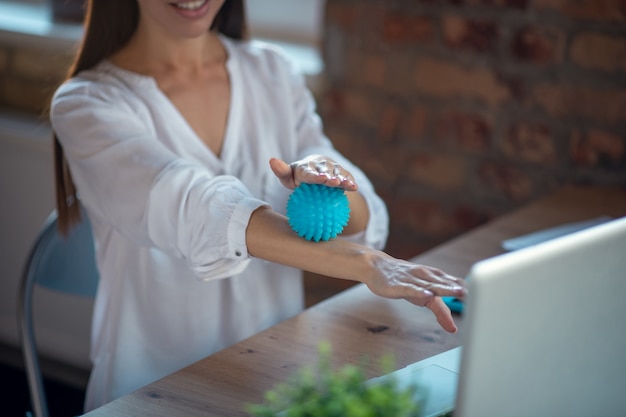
<box><xmin>455</xmin><ymin>216</ymin><xmax>626</xmax><ymax>417</ymax></box>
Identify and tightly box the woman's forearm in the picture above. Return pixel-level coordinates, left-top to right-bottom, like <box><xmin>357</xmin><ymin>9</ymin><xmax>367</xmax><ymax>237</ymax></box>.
<box><xmin>246</xmin><ymin>206</ymin><xmax>374</xmax><ymax>282</ymax></box>
<box><xmin>343</xmin><ymin>190</ymin><xmax>369</xmax><ymax>235</ymax></box>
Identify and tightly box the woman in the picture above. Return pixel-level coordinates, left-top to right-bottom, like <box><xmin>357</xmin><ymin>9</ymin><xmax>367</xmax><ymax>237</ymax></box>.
<box><xmin>50</xmin><ymin>0</ymin><xmax>466</xmax><ymax>411</ymax></box>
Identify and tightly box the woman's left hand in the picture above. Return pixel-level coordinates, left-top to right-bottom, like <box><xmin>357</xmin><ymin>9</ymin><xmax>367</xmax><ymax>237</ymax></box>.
<box><xmin>269</xmin><ymin>156</ymin><xmax>358</xmax><ymax>191</ymax></box>
<box><xmin>363</xmin><ymin>253</ymin><xmax>466</xmax><ymax>333</ymax></box>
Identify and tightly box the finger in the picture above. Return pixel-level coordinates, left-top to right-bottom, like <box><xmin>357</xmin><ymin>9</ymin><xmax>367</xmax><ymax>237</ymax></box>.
<box><xmin>426</xmin><ymin>297</ymin><xmax>458</xmax><ymax>334</ymax></box>
<box><xmin>339</xmin><ymin>175</ymin><xmax>358</xmax><ymax>191</ymax></box>
<box><xmin>403</xmin><ymin>288</ymin><xmax>458</xmax><ymax>333</ymax></box>
<box><xmin>411</xmin><ymin>267</ymin><xmax>467</xmax><ymax>298</ymax></box>
<box><xmin>296</xmin><ymin>166</ymin><xmax>330</xmax><ymax>185</ymax></box>
<box><xmin>318</xmin><ymin>165</ymin><xmax>357</xmax><ymax>190</ymax></box>
<box><xmin>326</xmin><ymin>163</ymin><xmax>354</xmax><ymax>188</ymax></box>
<box><xmin>310</xmin><ymin>160</ymin><xmax>342</xmax><ymax>184</ymax></box>
<box><xmin>429</xmin><ymin>269</ymin><xmax>467</xmax><ymax>288</ymax></box>
<box><xmin>422</xmin><ymin>282</ymin><xmax>467</xmax><ymax>298</ymax></box>
<box><xmin>403</xmin><ymin>286</ymin><xmax>435</xmax><ymax>307</ymax></box>
<box><xmin>288</xmin><ymin>159</ymin><xmax>327</xmax><ymax>183</ymax></box>
<box><xmin>269</xmin><ymin>158</ymin><xmax>296</xmax><ymax>189</ymax></box>
<box><xmin>307</xmin><ymin>175</ymin><xmax>357</xmax><ymax>191</ymax></box>
<box><xmin>321</xmin><ymin>175</ymin><xmax>342</xmax><ymax>187</ymax></box>
<box><xmin>405</xmin><ymin>277</ymin><xmax>466</xmax><ymax>299</ymax></box>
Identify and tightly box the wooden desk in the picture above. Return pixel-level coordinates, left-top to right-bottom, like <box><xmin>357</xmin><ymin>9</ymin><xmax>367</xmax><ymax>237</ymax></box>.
<box><xmin>83</xmin><ymin>186</ymin><xmax>626</xmax><ymax>417</ymax></box>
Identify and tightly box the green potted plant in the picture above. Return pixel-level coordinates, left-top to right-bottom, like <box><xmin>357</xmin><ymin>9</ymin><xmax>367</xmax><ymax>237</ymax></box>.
<box><xmin>247</xmin><ymin>342</ymin><xmax>426</xmax><ymax>417</ymax></box>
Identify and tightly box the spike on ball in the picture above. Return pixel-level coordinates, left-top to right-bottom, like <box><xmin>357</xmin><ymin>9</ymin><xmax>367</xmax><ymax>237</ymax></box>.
<box><xmin>286</xmin><ymin>183</ymin><xmax>351</xmax><ymax>242</ymax></box>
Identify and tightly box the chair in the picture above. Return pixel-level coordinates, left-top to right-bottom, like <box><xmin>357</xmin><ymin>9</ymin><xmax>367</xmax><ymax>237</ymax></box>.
<box><xmin>18</xmin><ymin>205</ymin><xmax>99</xmax><ymax>417</ymax></box>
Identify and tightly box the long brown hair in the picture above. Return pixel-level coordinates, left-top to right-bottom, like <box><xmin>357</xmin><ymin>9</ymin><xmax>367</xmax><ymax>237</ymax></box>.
<box><xmin>54</xmin><ymin>0</ymin><xmax>247</xmax><ymax>235</ymax></box>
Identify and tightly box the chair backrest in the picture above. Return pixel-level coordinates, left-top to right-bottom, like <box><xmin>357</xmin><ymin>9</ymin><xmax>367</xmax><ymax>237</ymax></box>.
<box><xmin>18</xmin><ymin>206</ymin><xmax>99</xmax><ymax>417</ymax></box>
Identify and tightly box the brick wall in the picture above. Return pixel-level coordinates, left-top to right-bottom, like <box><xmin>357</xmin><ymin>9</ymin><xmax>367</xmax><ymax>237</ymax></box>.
<box><xmin>319</xmin><ymin>0</ymin><xmax>626</xmax><ymax>259</ymax></box>
<box><xmin>1</xmin><ymin>1</ymin><xmax>625</xmax><ymax>264</ymax></box>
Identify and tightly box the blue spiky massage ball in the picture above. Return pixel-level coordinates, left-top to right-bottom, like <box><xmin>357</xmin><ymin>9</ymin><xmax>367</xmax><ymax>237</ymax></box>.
<box><xmin>286</xmin><ymin>183</ymin><xmax>351</xmax><ymax>242</ymax></box>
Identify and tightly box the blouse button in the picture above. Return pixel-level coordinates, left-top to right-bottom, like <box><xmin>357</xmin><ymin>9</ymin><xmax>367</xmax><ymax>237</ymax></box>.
<box><xmin>235</xmin><ymin>250</ymin><xmax>242</xmax><ymax>257</ymax></box>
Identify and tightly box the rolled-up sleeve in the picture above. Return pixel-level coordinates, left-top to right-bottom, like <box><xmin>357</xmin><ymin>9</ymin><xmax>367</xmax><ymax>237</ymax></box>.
<box><xmin>51</xmin><ymin>79</ymin><xmax>268</xmax><ymax>280</ymax></box>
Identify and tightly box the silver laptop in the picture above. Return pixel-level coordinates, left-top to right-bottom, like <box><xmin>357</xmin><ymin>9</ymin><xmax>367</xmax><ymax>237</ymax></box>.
<box><xmin>371</xmin><ymin>215</ymin><xmax>626</xmax><ymax>417</ymax></box>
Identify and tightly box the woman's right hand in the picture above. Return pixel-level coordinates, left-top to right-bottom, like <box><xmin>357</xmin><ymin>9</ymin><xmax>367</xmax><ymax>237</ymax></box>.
<box><xmin>269</xmin><ymin>156</ymin><xmax>358</xmax><ymax>191</ymax></box>
<box><xmin>363</xmin><ymin>253</ymin><xmax>467</xmax><ymax>333</ymax></box>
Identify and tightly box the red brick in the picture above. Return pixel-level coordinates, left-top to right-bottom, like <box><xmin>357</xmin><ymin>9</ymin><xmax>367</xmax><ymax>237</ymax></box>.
<box><xmin>390</xmin><ymin>198</ymin><xmax>489</xmax><ymax>242</ymax></box>
<box><xmin>452</xmin><ymin>205</ymin><xmax>490</xmax><ymax>231</ymax></box>
<box><xmin>384</xmin><ymin>226</ymin><xmax>435</xmax><ymax>260</ymax></box>
<box><xmin>570</xmin><ymin>129</ymin><xmax>625</xmax><ymax>167</ymax></box>
<box><xmin>414</xmin><ymin>58</ymin><xmax>510</xmax><ymax>107</ymax></box>
<box><xmin>497</xmin><ymin>72</ymin><xmax>526</xmax><ymax>101</ymax></box>
<box><xmin>391</xmin><ymin>199</ymin><xmax>452</xmax><ymax>238</ymax></box>
<box><xmin>443</xmin><ymin>16</ymin><xmax>499</xmax><ymax>52</ymax></box>
<box><xmin>342</xmin><ymin>90</ymin><xmax>380</xmax><ymax>127</ymax></box>
<box><xmin>401</xmin><ymin>105</ymin><xmax>429</xmax><ymax>139</ymax></box>
<box><xmin>435</xmin><ymin>111</ymin><xmax>492</xmax><ymax>151</ymax></box>
<box><xmin>383</xmin><ymin>54</ymin><xmax>422</xmax><ymax>96</ymax></box>
<box><xmin>369</xmin><ymin>147</ymin><xmax>412</xmax><ymax>182</ymax></box>
<box><xmin>382</xmin><ymin>13</ymin><xmax>435</xmax><ymax>43</ymax></box>
<box><xmin>450</xmin><ymin>0</ymin><xmax>529</xmax><ymax>8</ymax></box>
<box><xmin>341</xmin><ymin>48</ymin><xmax>362</xmax><ymax>84</ymax></box>
<box><xmin>502</xmin><ymin>123</ymin><xmax>557</xmax><ymax>165</ymax></box>
<box><xmin>533</xmin><ymin>83</ymin><xmax>626</xmax><ymax>123</ymax></box>
<box><xmin>319</xmin><ymin>88</ymin><xmax>346</xmax><ymax>122</ymax></box>
<box><xmin>479</xmin><ymin>161</ymin><xmax>532</xmax><ymax>200</ymax></box>
<box><xmin>534</xmin><ymin>0</ymin><xmax>626</xmax><ymax>21</ymax></box>
<box><xmin>511</xmin><ymin>26</ymin><xmax>565</xmax><ymax>64</ymax></box>
<box><xmin>569</xmin><ymin>33</ymin><xmax>626</xmax><ymax>72</ymax></box>
<box><xmin>335</xmin><ymin>138</ymin><xmax>410</xmax><ymax>183</ymax></box>
<box><xmin>362</xmin><ymin>54</ymin><xmax>387</xmax><ymax>88</ymax></box>
<box><xmin>407</xmin><ymin>152</ymin><xmax>467</xmax><ymax>190</ymax></box>
<box><xmin>323</xmin><ymin>122</ymin><xmax>352</xmax><ymax>152</ymax></box>
<box><xmin>377</xmin><ymin>104</ymin><xmax>402</xmax><ymax>143</ymax></box>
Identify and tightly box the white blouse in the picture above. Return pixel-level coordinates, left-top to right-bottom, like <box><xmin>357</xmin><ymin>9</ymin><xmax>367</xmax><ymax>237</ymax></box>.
<box><xmin>51</xmin><ymin>35</ymin><xmax>389</xmax><ymax>411</ymax></box>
